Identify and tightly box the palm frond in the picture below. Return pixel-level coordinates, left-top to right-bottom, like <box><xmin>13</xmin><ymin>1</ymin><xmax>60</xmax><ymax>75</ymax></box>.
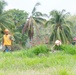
<box><xmin>0</xmin><ymin>0</ymin><xmax>7</xmax><ymax>14</ymax></box>
<box><xmin>32</xmin><ymin>2</ymin><xmax>40</xmax><ymax>15</ymax></box>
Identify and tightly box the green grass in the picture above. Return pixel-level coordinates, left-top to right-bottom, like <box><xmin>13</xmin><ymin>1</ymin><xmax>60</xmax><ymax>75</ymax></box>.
<box><xmin>0</xmin><ymin>45</ymin><xmax>76</xmax><ymax>75</ymax></box>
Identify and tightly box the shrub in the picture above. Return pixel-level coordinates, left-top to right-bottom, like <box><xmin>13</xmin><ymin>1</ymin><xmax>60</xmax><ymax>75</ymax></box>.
<box><xmin>60</xmin><ymin>45</ymin><xmax>76</xmax><ymax>54</ymax></box>
<box><xmin>52</xmin><ymin>44</ymin><xmax>76</xmax><ymax>55</ymax></box>
<box><xmin>32</xmin><ymin>44</ymin><xmax>49</xmax><ymax>55</ymax></box>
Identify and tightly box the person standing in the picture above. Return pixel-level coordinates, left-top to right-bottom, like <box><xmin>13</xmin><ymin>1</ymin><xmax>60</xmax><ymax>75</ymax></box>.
<box><xmin>2</xmin><ymin>29</ymin><xmax>14</xmax><ymax>52</ymax></box>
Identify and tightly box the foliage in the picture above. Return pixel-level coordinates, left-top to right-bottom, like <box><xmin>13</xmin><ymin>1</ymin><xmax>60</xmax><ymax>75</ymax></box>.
<box><xmin>46</xmin><ymin>9</ymin><xmax>72</xmax><ymax>44</ymax></box>
<box><xmin>4</xmin><ymin>9</ymin><xmax>28</xmax><ymax>33</ymax></box>
<box><xmin>67</xmin><ymin>15</ymin><xmax>76</xmax><ymax>37</ymax></box>
<box><xmin>25</xmin><ymin>44</ymin><xmax>49</xmax><ymax>57</ymax></box>
<box><xmin>61</xmin><ymin>45</ymin><xmax>76</xmax><ymax>54</ymax></box>
<box><xmin>22</xmin><ymin>2</ymin><xmax>46</xmax><ymax>40</ymax></box>
<box><xmin>52</xmin><ymin>44</ymin><xmax>76</xmax><ymax>55</ymax></box>
<box><xmin>5</xmin><ymin>9</ymin><xmax>28</xmax><ymax>27</ymax></box>
<box><xmin>0</xmin><ymin>0</ymin><xmax>13</xmax><ymax>32</ymax></box>
<box><xmin>31</xmin><ymin>44</ymin><xmax>49</xmax><ymax>55</ymax></box>
<box><xmin>0</xmin><ymin>49</ymin><xmax>75</xmax><ymax>75</ymax></box>
<box><xmin>14</xmin><ymin>32</ymin><xmax>28</xmax><ymax>46</ymax></box>
<box><xmin>0</xmin><ymin>0</ymin><xmax>7</xmax><ymax>14</ymax></box>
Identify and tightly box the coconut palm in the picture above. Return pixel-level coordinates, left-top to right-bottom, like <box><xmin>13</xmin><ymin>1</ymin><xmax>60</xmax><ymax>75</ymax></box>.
<box><xmin>22</xmin><ymin>2</ymin><xmax>46</xmax><ymax>41</ymax></box>
<box><xmin>46</xmin><ymin>9</ymin><xmax>72</xmax><ymax>44</ymax></box>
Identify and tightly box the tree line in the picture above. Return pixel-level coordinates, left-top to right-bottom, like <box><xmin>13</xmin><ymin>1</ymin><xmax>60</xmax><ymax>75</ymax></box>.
<box><xmin>0</xmin><ymin>0</ymin><xmax>76</xmax><ymax>47</ymax></box>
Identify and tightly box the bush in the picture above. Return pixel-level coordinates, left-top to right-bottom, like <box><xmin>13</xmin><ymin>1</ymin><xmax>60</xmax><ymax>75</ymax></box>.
<box><xmin>32</xmin><ymin>44</ymin><xmax>49</xmax><ymax>55</ymax></box>
<box><xmin>26</xmin><ymin>44</ymin><xmax>49</xmax><ymax>56</ymax></box>
<box><xmin>60</xmin><ymin>45</ymin><xmax>76</xmax><ymax>54</ymax></box>
<box><xmin>52</xmin><ymin>44</ymin><xmax>76</xmax><ymax>55</ymax></box>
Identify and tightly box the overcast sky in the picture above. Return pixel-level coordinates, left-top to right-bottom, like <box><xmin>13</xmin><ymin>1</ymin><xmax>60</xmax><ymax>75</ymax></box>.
<box><xmin>4</xmin><ymin>0</ymin><xmax>76</xmax><ymax>15</ymax></box>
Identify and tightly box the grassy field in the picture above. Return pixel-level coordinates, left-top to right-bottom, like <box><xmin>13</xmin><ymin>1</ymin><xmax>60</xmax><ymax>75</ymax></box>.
<box><xmin>0</xmin><ymin>45</ymin><xmax>76</xmax><ymax>75</ymax></box>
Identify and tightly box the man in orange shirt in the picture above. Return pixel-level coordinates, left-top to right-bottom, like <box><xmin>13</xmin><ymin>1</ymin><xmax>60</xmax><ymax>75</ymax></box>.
<box><xmin>2</xmin><ymin>29</ymin><xmax>14</xmax><ymax>52</ymax></box>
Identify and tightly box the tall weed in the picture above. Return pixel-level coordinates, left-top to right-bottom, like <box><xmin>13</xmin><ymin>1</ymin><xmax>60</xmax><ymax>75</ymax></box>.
<box><xmin>61</xmin><ymin>45</ymin><xmax>76</xmax><ymax>54</ymax></box>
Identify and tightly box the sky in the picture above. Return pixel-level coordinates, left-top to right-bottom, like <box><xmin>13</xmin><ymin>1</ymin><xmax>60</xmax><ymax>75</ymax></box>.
<box><xmin>4</xmin><ymin>0</ymin><xmax>76</xmax><ymax>15</ymax></box>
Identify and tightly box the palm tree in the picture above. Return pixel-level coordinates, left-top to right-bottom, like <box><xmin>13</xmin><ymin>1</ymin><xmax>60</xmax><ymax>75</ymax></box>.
<box><xmin>0</xmin><ymin>0</ymin><xmax>7</xmax><ymax>14</ymax></box>
<box><xmin>0</xmin><ymin>0</ymin><xmax>13</xmax><ymax>32</ymax></box>
<box><xmin>46</xmin><ymin>9</ymin><xmax>72</xmax><ymax>44</ymax></box>
<box><xmin>22</xmin><ymin>2</ymin><xmax>46</xmax><ymax>41</ymax></box>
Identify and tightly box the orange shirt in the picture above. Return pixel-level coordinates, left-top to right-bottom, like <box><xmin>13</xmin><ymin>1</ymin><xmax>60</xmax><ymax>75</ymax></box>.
<box><xmin>3</xmin><ymin>34</ymin><xmax>12</xmax><ymax>46</ymax></box>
